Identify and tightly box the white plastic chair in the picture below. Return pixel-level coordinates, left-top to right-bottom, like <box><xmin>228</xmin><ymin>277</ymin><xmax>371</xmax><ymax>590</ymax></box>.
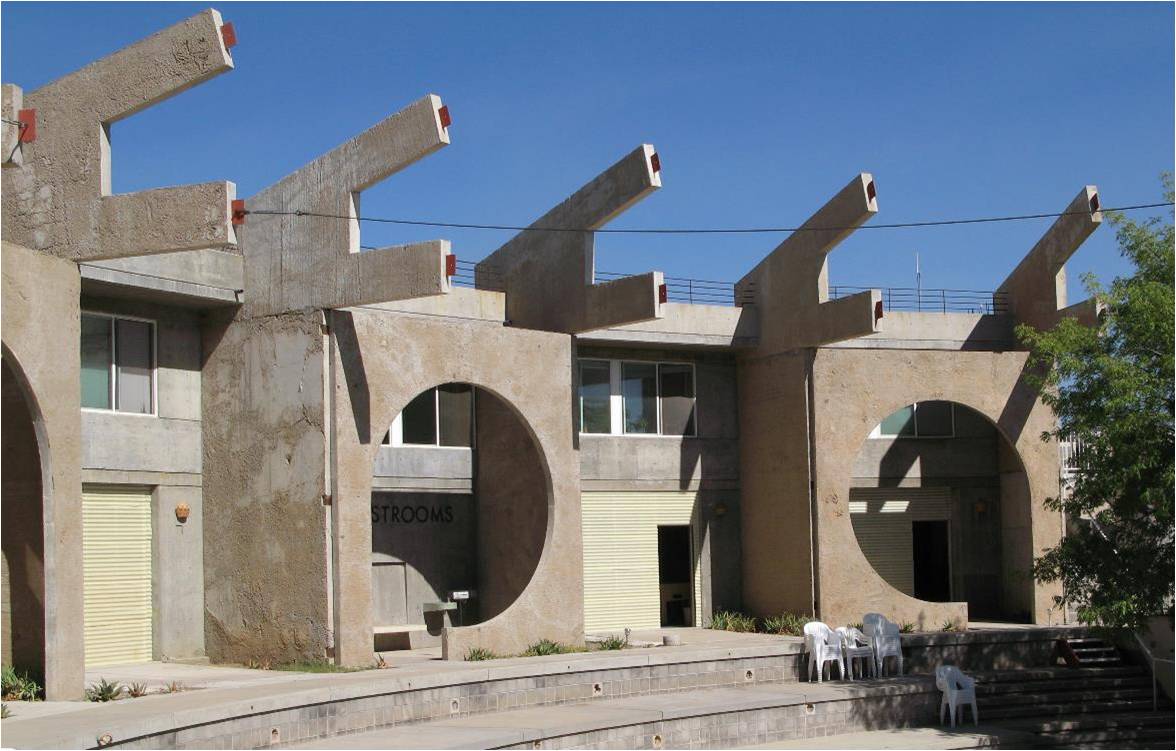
<box><xmin>863</xmin><ymin>613</ymin><xmax>904</xmax><ymax>676</ymax></box>
<box><xmin>803</xmin><ymin>622</ymin><xmax>846</xmax><ymax>682</ymax></box>
<box><xmin>836</xmin><ymin>626</ymin><xmax>876</xmax><ymax>680</ymax></box>
<box><xmin>936</xmin><ymin>665</ymin><xmax>978</xmax><ymax>727</ymax></box>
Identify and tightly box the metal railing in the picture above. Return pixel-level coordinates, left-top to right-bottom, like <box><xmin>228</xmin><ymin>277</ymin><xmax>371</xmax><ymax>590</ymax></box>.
<box><xmin>596</xmin><ymin>271</ymin><xmax>754</xmax><ymax>306</ymax></box>
<box><xmin>1133</xmin><ymin>631</ymin><xmax>1175</xmax><ymax>711</ymax></box>
<box><xmin>830</xmin><ymin>286</ymin><xmax>1008</xmax><ymax>315</ymax></box>
<box><xmin>450</xmin><ymin>259</ymin><xmax>503</xmax><ymax>291</ymax></box>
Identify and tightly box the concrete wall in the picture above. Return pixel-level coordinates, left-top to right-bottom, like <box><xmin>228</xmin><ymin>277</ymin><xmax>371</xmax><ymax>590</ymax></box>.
<box><xmin>201</xmin><ymin>308</ymin><xmax>331</xmax><ymax>664</ymax></box>
<box><xmin>0</xmin><ymin>241</ymin><xmax>85</xmax><ymax>699</ymax></box>
<box><xmin>809</xmin><ymin>346</ymin><xmax>1062</xmax><ymax>629</ymax></box>
<box><xmin>329</xmin><ymin>308</ymin><xmax>583</xmax><ymax>661</ymax></box>
<box><xmin>372</xmin><ymin>446</ymin><xmax>472</xmax><ymax>492</ymax></box>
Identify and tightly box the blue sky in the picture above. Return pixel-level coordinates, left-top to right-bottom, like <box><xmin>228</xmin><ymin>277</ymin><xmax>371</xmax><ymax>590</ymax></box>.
<box><xmin>3</xmin><ymin>2</ymin><xmax>1172</xmax><ymax>296</ymax></box>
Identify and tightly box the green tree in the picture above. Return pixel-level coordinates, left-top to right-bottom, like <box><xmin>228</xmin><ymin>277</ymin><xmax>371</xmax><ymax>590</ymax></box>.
<box><xmin>1019</xmin><ymin>175</ymin><xmax>1174</xmax><ymax>630</ymax></box>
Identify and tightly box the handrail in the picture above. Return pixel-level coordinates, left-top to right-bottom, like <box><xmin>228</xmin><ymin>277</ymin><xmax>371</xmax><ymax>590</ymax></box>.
<box><xmin>1132</xmin><ymin>631</ymin><xmax>1175</xmax><ymax>711</ymax></box>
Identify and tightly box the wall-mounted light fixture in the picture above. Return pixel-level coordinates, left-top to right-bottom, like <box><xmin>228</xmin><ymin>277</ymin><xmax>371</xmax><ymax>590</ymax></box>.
<box><xmin>713</xmin><ymin>502</ymin><xmax>728</xmax><ymax>518</ymax></box>
<box><xmin>175</xmin><ymin>502</ymin><xmax>191</xmax><ymax>523</ymax></box>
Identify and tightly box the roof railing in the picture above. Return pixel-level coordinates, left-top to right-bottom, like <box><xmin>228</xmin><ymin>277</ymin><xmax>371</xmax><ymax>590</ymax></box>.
<box><xmin>830</xmin><ymin>285</ymin><xmax>1008</xmax><ymax>315</ymax></box>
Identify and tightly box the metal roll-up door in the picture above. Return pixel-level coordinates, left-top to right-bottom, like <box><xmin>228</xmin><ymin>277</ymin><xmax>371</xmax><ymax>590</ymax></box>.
<box><xmin>849</xmin><ymin>487</ymin><xmax>952</xmax><ymax>597</ymax></box>
<box><xmin>581</xmin><ymin>491</ymin><xmax>702</xmax><ymax>632</ymax></box>
<box><xmin>83</xmin><ymin>485</ymin><xmax>153</xmax><ymax>666</ymax></box>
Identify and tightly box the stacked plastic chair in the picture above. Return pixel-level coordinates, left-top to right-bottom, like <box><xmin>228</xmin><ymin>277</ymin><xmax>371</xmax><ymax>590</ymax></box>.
<box><xmin>863</xmin><ymin>612</ymin><xmax>904</xmax><ymax>676</ymax></box>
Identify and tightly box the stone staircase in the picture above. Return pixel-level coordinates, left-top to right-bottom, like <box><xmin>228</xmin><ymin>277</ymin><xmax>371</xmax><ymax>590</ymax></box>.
<box><xmin>1056</xmin><ymin>635</ymin><xmax>1123</xmax><ymax>668</ymax></box>
<box><xmin>973</xmin><ymin>666</ymin><xmax>1174</xmax><ymax>749</ymax></box>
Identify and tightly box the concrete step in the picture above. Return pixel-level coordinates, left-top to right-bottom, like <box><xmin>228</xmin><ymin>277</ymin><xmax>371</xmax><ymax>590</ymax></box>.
<box><xmin>974</xmin><ymin>676</ymin><xmax>1151</xmax><ymax>695</ymax></box>
<box><xmin>983</xmin><ymin>698</ymin><xmax>1155</xmax><ymax>720</ymax></box>
<box><xmin>1003</xmin><ymin>711</ymin><xmax>1176</xmax><ymax>734</ymax></box>
<box><xmin>971</xmin><ymin>666</ymin><xmax>1146</xmax><ymax>683</ymax></box>
<box><xmin>977</xmin><ymin>687</ymin><xmax>1153</xmax><ymax>708</ymax></box>
<box><xmin>1038</xmin><ymin>727</ymin><xmax>1176</xmax><ymax>746</ymax></box>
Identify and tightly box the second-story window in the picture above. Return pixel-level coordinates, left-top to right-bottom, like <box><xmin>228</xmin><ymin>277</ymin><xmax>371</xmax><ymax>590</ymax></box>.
<box><xmin>578</xmin><ymin>358</ymin><xmax>696</xmax><ymax>437</ymax></box>
<box><xmin>873</xmin><ymin>401</ymin><xmax>955</xmax><ymax>438</ymax></box>
<box><xmin>384</xmin><ymin>384</ymin><xmax>474</xmax><ymax>447</ymax></box>
<box><xmin>81</xmin><ymin>312</ymin><xmax>155</xmax><ymax>415</ymax></box>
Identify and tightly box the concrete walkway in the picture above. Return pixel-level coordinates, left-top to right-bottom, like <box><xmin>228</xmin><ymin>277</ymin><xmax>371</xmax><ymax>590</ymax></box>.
<box><xmin>742</xmin><ymin>725</ymin><xmax>1037</xmax><ymax>749</ymax></box>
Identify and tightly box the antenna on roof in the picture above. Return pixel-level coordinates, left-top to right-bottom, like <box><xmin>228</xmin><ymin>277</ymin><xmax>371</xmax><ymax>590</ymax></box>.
<box><xmin>915</xmin><ymin>252</ymin><xmax>922</xmax><ymax>312</ymax></box>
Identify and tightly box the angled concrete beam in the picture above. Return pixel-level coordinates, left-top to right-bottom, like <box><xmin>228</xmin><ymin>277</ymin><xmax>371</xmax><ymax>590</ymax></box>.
<box><xmin>738</xmin><ymin>173</ymin><xmax>880</xmax><ymax>353</ymax></box>
<box><xmin>476</xmin><ymin>145</ymin><xmax>665</xmax><ymax>333</ymax></box>
<box><xmin>242</xmin><ymin>95</ymin><xmax>452</xmax><ymax>316</ymax></box>
<box><xmin>998</xmin><ymin>186</ymin><xmax>1102</xmax><ymax>331</ymax></box>
<box><xmin>1</xmin><ymin>9</ymin><xmax>238</xmax><ymax>261</ymax></box>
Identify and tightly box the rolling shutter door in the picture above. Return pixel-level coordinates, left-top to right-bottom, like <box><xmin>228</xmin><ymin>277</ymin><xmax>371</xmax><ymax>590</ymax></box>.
<box><xmin>848</xmin><ymin>487</ymin><xmax>952</xmax><ymax>597</ymax></box>
<box><xmin>581</xmin><ymin>491</ymin><xmax>702</xmax><ymax>632</ymax></box>
<box><xmin>83</xmin><ymin>485</ymin><xmax>153</xmax><ymax>666</ymax></box>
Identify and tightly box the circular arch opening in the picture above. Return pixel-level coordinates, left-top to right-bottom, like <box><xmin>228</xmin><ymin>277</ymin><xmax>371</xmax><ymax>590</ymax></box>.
<box><xmin>369</xmin><ymin>382</ymin><xmax>549</xmax><ymax>650</ymax></box>
<box><xmin>847</xmin><ymin>399</ymin><xmax>1034</xmax><ymax>623</ymax></box>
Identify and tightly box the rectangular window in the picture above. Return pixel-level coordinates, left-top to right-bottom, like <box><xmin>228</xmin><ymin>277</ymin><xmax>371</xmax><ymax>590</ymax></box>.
<box><xmin>578</xmin><ymin>358</ymin><xmax>697</xmax><ymax>437</ymax></box>
<box><xmin>80</xmin><ymin>313</ymin><xmax>154</xmax><ymax>414</ymax></box>
<box><xmin>579</xmin><ymin>360</ymin><xmax>612</xmax><ymax>434</ymax></box>
<box><xmin>915</xmin><ymin>401</ymin><xmax>954</xmax><ymax>438</ymax></box>
<box><xmin>391</xmin><ymin>385</ymin><xmax>475</xmax><ymax>448</ymax></box>
<box><xmin>658</xmin><ymin>363</ymin><xmax>696</xmax><ymax>436</ymax></box>
<box><xmin>622</xmin><ymin>362</ymin><xmax>659</xmax><ymax>435</ymax></box>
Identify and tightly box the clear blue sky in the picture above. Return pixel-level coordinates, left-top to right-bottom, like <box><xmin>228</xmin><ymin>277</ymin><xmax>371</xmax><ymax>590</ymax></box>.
<box><xmin>3</xmin><ymin>2</ymin><xmax>1172</xmax><ymax>295</ymax></box>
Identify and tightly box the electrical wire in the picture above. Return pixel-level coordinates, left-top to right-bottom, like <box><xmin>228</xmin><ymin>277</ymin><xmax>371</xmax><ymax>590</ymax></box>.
<box><xmin>245</xmin><ymin>201</ymin><xmax>1173</xmax><ymax>236</ymax></box>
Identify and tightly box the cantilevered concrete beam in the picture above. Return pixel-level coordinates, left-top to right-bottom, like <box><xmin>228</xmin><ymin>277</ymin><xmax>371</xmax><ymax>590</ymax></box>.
<box><xmin>1</xmin><ymin>9</ymin><xmax>238</xmax><ymax>261</ymax></box>
<box><xmin>737</xmin><ymin>173</ymin><xmax>881</xmax><ymax>354</ymax></box>
<box><xmin>476</xmin><ymin>145</ymin><xmax>665</xmax><ymax>333</ymax></box>
<box><xmin>998</xmin><ymin>186</ymin><xmax>1103</xmax><ymax>331</ymax></box>
<box><xmin>242</xmin><ymin>95</ymin><xmax>452</xmax><ymax>317</ymax></box>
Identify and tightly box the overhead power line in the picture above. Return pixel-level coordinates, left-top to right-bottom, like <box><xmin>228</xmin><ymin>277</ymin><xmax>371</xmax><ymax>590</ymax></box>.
<box><xmin>244</xmin><ymin>201</ymin><xmax>1173</xmax><ymax>236</ymax></box>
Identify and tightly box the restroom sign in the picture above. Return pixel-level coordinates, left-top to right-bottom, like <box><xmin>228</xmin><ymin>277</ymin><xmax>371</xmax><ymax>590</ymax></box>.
<box><xmin>371</xmin><ymin>503</ymin><xmax>455</xmax><ymax>524</ymax></box>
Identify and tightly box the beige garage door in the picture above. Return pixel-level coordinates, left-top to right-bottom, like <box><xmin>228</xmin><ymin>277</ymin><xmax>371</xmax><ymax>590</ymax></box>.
<box><xmin>83</xmin><ymin>485</ymin><xmax>153</xmax><ymax>666</ymax></box>
<box><xmin>581</xmin><ymin>491</ymin><xmax>702</xmax><ymax>632</ymax></box>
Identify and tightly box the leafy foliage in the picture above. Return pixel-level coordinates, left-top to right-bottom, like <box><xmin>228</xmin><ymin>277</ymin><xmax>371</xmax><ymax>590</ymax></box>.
<box><xmin>86</xmin><ymin>678</ymin><xmax>124</xmax><ymax>702</ymax></box>
<box><xmin>761</xmin><ymin>612</ymin><xmax>809</xmax><ymax>636</ymax></box>
<box><xmin>1</xmin><ymin>666</ymin><xmax>43</xmax><ymax>701</ymax></box>
<box><xmin>899</xmin><ymin>622</ymin><xmax>915</xmax><ymax>634</ymax></box>
<box><xmin>1020</xmin><ymin>176</ymin><xmax>1175</xmax><ymax>630</ymax></box>
<box><xmin>596</xmin><ymin>629</ymin><xmax>631</xmax><ymax>650</ymax></box>
<box><xmin>708</xmin><ymin>610</ymin><xmax>758</xmax><ymax>633</ymax></box>
<box><xmin>521</xmin><ymin>639</ymin><xmax>575</xmax><ymax>657</ymax></box>
<box><xmin>464</xmin><ymin>647</ymin><xmax>500</xmax><ymax>661</ymax></box>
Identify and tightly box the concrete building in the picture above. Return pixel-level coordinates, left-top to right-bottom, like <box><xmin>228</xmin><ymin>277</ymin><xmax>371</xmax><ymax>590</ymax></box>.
<box><xmin>1</xmin><ymin>9</ymin><xmax>1101</xmax><ymax>699</ymax></box>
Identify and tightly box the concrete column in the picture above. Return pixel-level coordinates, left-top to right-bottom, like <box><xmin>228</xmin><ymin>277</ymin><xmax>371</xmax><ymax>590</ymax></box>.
<box><xmin>476</xmin><ymin>145</ymin><xmax>665</xmax><ymax>333</ymax></box>
<box><xmin>1</xmin><ymin>9</ymin><xmax>238</xmax><ymax>261</ymax></box>
<box><xmin>998</xmin><ymin>186</ymin><xmax>1103</xmax><ymax>331</ymax></box>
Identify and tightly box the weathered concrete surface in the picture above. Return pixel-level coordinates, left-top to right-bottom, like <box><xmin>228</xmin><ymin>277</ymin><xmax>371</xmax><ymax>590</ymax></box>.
<box><xmin>736</xmin><ymin>350</ymin><xmax>817</xmax><ymax>618</ymax></box>
<box><xmin>201</xmin><ymin>308</ymin><xmax>332</xmax><ymax>664</ymax></box>
<box><xmin>2</xmin><ymin>84</ymin><xmax>25</xmax><ymax>168</ymax></box>
<box><xmin>826</xmin><ymin>312</ymin><xmax>1017</xmax><ymax>351</ymax></box>
<box><xmin>998</xmin><ymin>186</ymin><xmax>1102</xmax><ymax>331</ymax></box>
<box><xmin>0</xmin><ymin>241</ymin><xmax>85</xmax><ymax>699</ymax></box>
<box><xmin>736</xmin><ymin>174</ymin><xmax>880</xmax><ymax>354</ymax></box>
<box><xmin>809</xmin><ymin>347</ymin><xmax>1062</xmax><ymax>629</ymax></box>
<box><xmin>329</xmin><ymin>308</ymin><xmax>583</xmax><ymax>662</ymax></box>
<box><xmin>476</xmin><ymin>145</ymin><xmax>664</xmax><ymax>333</ymax></box>
<box><xmin>1</xmin><ymin>9</ymin><xmax>238</xmax><ymax>261</ymax></box>
<box><xmin>81</xmin><ymin>248</ymin><xmax>244</xmax><ymax>307</ymax></box>
<box><xmin>153</xmin><ymin>484</ymin><xmax>206</xmax><ymax>660</ymax></box>
<box><xmin>473</xmin><ymin>390</ymin><xmax>548</xmax><ymax>623</ymax></box>
<box><xmin>241</xmin><ymin>95</ymin><xmax>452</xmax><ymax>317</ymax></box>
<box><xmin>578</xmin><ymin>302</ymin><xmax>759</xmax><ymax>349</ymax></box>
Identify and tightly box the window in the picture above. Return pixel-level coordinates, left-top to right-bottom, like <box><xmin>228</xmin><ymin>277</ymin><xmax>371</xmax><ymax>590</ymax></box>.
<box><xmin>80</xmin><ymin>313</ymin><xmax>155</xmax><ymax>414</ymax></box>
<box><xmin>577</xmin><ymin>358</ymin><xmax>696</xmax><ymax>436</ymax></box>
<box><xmin>874</xmin><ymin>401</ymin><xmax>955</xmax><ymax>438</ymax></box>
<box><xmin>385</xmin><ymin>384</ymin><xmax>474</xmax><ymax>447</ymax></box>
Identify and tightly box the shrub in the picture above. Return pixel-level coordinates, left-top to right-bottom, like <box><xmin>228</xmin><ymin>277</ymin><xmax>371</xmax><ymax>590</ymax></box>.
<box><xmin>899</xmin><ymin>622</ymin><xmax>916</xmax><ymax>634</ymax></box>
<box><xmin>86</xmin><ymin>678</ymin><xmax>124</xmax><ymax>702</ymax></box>
<box><xmin>762</xmin><ymin>612</ymin><xmax>808</xmax><ymax>636</ymax></box>
<box><xmin>709</xmin><ymin>610</ymin><xmax>758</xmax><ymax>633</ymax></box>
<box><xmin>941</xmin><ymin>621</ymin><xmax>957</xmax><ymax>632</ymax></box>
<box><xmin>464</xmin><ymin>647</ymin><xmax>499</xmax><ymax>661</ymax></box>
<box><xmin>522</xmin><ymin>639</ymin><xmax>572</xmax><ymax>657</ymax></box>
<box><xmin>127</xmin><ymin>682</ymin><xmax>149</xmax><ymax>698</ymax></box>
<box><xmin>2</xmin><ymin>666</ymin><xmax>43</xmax><ymax>702</ymax></box>
<box><xmin>597</xmin><ymin>629</ymin><xmax>630</xmax><ymax>651</ymax></box>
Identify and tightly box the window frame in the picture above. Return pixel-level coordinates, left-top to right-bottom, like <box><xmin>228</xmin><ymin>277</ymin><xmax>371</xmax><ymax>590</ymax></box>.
<box><xmin>870</xmin><ymin>402</ymin><xmax>956</xmax><ymax>439</ymax></box>
<box><xmin>80</xmin><ymin>310</ymin><xmax>158</xmax><ymax>418</ymax></box>
<box><xmin>577</xmin><ymin>357</ymin><xmax>698</xmax><ymax>438</ymax></box>
<box><xmin>386</xmin><ymin>385</ymin><xmax>477</xmax><ymax>449</ymax></box>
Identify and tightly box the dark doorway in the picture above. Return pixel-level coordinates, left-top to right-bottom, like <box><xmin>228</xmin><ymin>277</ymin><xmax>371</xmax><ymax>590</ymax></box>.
<box><xmin>657</xmin><ymin>525</ymin><xmax>692</xmax><ymax>627</ymax></box>
<box><xmin>912</xmin><ymin>520</ymin><xmax>951</xmax><ymax>601</ymax></box>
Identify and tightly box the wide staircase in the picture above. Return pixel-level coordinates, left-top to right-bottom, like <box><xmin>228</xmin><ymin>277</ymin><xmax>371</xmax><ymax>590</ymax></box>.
<box><xmin>972</xmin><ymin>637</ymin><xmax>1174</xmax><ymax>749</ymax></box>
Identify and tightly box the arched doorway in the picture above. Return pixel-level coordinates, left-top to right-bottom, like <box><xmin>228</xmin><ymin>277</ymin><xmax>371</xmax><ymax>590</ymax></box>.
<box><xmin>1</xmin><ymin>354</ymin><xmax>47</xmax><ymax>682</ymax></box>
<box><xmin>370</xmin><ymin>382</ymin><xmax>548</xmax><ymax>650</ymax></box>
<box><xmin>848</xmin><ymin>400</ymin><xmax>1033</xmax><ymax>622</ymax></box>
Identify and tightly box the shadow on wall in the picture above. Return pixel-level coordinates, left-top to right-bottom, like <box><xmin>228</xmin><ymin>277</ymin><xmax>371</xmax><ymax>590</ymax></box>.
<box><xmin>1</xmin><ymin>355</ymin><xmax>47</xmax><ymax>678</ymax></box>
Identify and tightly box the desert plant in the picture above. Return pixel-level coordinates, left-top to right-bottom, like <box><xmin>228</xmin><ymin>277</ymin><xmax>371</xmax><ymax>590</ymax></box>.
<box><xmin>2</xmin><ymin>666</ymin><xmax>43</xmax><ymax>701</ymax></box>
<box><xmin>849</xmin><ymin>622</ymin><xmax>864</xmax><ymax>631</ymax></box>
<box><xmin>375</xmin><ymin>654</ymin><xmax>388</xmax><ymax>669</ymax></box>
<box><xmin>762</xmin><ymin>612</ymin><xmax>808</xmax><ymax>636</ymax></box>
<box><xmin>464</xmin><ymin>647</ymin><xmax>499</xmax><ymax>661</ymax></box>
<box><xmin>244</xmin><ymin>657</ymin><xmax>271</xmax><ymax>671</ymax></box>
<box><xmin>127</xmin><ymin>682</ymin><xmax>148</xmax><ymax>698</ymax></box>
<box><xmin>899</xmin><ymin>622</ymin><xmax>916</xmax><ymax>634</ymax></box>
<box><xmin>273</xmin><ymin>660</ymin><xmax>365</xmax><ymax>673</ymax></box>
<box><xmin>86</xmin><ymin>678</ymin><xmax>124</xmax><ymax>702</ymax></box>
<box><xmin>941</xmin><ymin>621</ymin><xmax>957</xmax><ymax>632</ymax></box>
<box><xmin>597</xmin><ymin>629</ymin><xmax>630</xmax><ymax>651</ymax></box>
<box><xmin>522</xmin><ymin>639</ymin><xmax>572</xmax><ymax>657</ymax></box>
<box><xmin>157</xmin><ymin>681</ymin><xmax>187</xmax><ymax>694</ymax></box>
